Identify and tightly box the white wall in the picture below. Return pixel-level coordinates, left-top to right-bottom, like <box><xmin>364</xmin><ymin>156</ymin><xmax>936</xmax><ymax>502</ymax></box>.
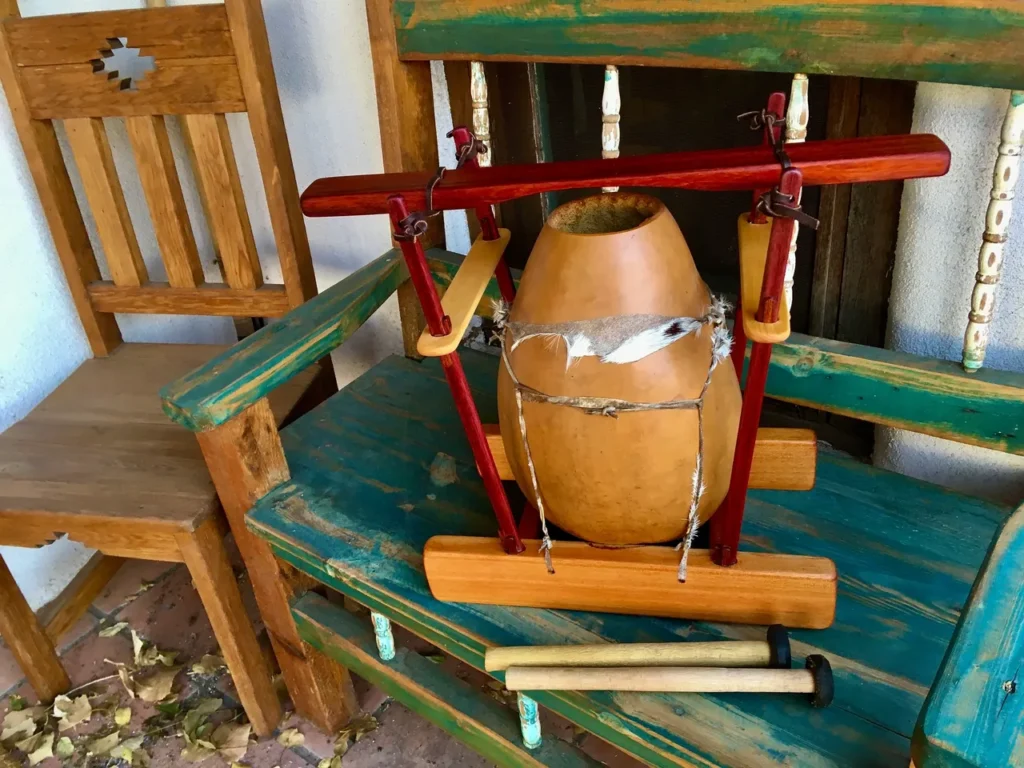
<box><xmin>0</xmin><ymin>0</ymin><xmax>425</xmax><ymax>608</ymax></box>
<box><xmin>880</xmin><ymin>83</ymin><xmax>1024</xmax><ymax>505</ymax></box>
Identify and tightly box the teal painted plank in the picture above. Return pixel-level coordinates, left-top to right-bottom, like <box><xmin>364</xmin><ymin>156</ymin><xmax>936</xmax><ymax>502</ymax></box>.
<box><xmin>161</xmin><ymin>251</ymin><xmax>405</xmax><ymax>432</ymax></box>
<box><xmin>293</xmin><ymin>593</ymin><xmax>602</xmax><ymax>768</ymax></box>
<box><xmin>427</xmin><ymin>251</ymin><xmax>1024</xmax><ymax>454</ymax></box>
<box><xmin>393</xmin><ymin>0</ymin><xmax>1024</xmax><ymax>90</ymax></box>
<box><xmin>913</xmin><ymin>504</ymin><xmax>1024</xmax><ymax>768</ymax></box>
<box><xmin>247</xmin><ymin>350</ymin><xmax>1009</xmax><ymax>766</ymax></box>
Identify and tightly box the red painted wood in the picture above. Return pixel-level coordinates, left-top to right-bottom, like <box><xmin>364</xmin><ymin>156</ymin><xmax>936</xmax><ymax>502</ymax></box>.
<box><xmin>518</xmin><ymin>503</ymin><xmax>541</xmax><ymax>540</ymax></box>
<box><xmin>388</xmin><ymin>196</ymin><xmax>451</xmax><ymax>336</ymax></box>
<box><xmin>712</xmin><ymin>176</ymin><xmax>803</xmax><ymax>567</ymax></box>
<box><xmin>449</xmin><ymin>127</ymin><xmax>517</xmax><ymax>305</ymax></box>
<box><xmin>757</xmin><ymin>169</ymin><xmax>802</xmax><ymax>324</ymax></box>
<box><xmin>441</xmin><ymin>352</ymin><xmax>524</xmax><ymax>555</ymax></box>
<box><xmin>303</xmin><ymin>134</ymin><xmax>949</xmax><ymax>218</ymax></box>
<box><xmin>750</xmin><ymin>91</ymin><xmax>787</xmax><ymax>224</ymax></box>
<box><xmin>711</xmin><ymin>341</ymin><xmax>773</xmax><ymax>567</ymax></box>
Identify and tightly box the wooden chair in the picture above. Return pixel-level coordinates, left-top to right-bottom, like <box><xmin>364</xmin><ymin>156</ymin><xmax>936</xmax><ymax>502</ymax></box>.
<box><xmin>162</xmin><ymin>0</ymin><xmax>1024</xmax><ymax>764</ymax></box>
<box><xmin>0</xmin><ymin>0</ymin><xmax>352</xmax><ymax>736</ymax></box>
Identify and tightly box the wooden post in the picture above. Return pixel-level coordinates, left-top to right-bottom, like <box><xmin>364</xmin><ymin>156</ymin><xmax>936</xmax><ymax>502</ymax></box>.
<box><xmin>196</xmin><ymin>400</ymin><xmax>358</xmax><ymax>731</ymax></box>
<box><xmin>601</xmin><ymin>65</ymin><xmax>621</xmax><ymax>193</ymax></box>
<box><xmin>962</xmin><ymin>91</ymin><xmax>1024</xmax><ymax>372</ymax></box>
<box><xmin>784</xmin><ymin>74</ymin><xmax>809</xmax><ymax>315</ymax></box>
<box><xmin>365</xmin><ymin>0</ymin><xmax>442</xmax><ymax>359</ymax></box>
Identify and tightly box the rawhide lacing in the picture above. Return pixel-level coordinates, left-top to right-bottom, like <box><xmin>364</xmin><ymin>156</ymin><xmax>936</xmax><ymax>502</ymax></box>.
<box><xmin>494</xmin><ymin>297</ymin><xmax>733</xmax><ymax>580</ymax></box>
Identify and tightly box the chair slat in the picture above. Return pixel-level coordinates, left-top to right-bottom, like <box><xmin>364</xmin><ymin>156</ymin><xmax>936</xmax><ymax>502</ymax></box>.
<box><xmin>87</xmin><ymin>282</ymin><xmax>289</xmax><ymax>317</ymax></box>
<box><xmin>182</xmin><ymin>113</ymin><xmax>262</xmax><ymax>290</ymax></box>
<box><xmin>125</xmin><ymin>115</ymin><xmax>203</xmax><ymax>288</ymax></box>
<box><xmin>64</xmin><ymin>116</ymin><xmax>148</xmax><ymax>287</ymax></box>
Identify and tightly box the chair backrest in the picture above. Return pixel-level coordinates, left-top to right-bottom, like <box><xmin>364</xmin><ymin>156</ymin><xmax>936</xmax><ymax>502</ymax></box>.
<box><xmin>0</xmin><ymin>0</ymin><xmax>316</xmax><ymax>356</ymax></box>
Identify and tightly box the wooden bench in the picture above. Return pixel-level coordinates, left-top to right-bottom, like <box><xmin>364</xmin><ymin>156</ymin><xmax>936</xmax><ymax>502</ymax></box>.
<box><xmin>161</xmin><ymin>1</ymin><xmax>1024</xmax><ymax>764</ymax></box>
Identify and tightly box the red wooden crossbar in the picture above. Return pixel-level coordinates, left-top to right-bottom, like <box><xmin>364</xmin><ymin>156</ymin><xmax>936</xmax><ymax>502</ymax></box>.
<box><xmin>302</xmin><ymin>134</ymin><xmax>949</xmax><ymax>217</ymax></box>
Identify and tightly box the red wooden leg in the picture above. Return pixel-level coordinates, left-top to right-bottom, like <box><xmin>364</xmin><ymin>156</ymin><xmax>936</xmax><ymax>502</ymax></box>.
<box><xmin>389</xmin><ymin>194</ymin><xmax>523</xmax><ymax>555</ymax></box>
<box><xmin>711</xmin><ymin>341</ymin><xmax>772</xmax><ymax>566</ymax></box>
<box><xmin>441</xmin><ymin>352</ymin><xmax>524</xmax><ymax>554</ymax></box>
<box><xmin>518</xmin><ymin>502</ymin><xmax>541</xmax><ymax>540</ymax></box>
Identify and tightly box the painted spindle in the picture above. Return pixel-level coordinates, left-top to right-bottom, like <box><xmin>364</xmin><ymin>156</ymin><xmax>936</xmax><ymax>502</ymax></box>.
<box><xmin>517</xmin><ymin>692</ymin><xmax>542</xmax><ymax>749</ymax></box>
<box><xmin>370</xmin><ymin>611</ymin><xmax>396</xmax><ymax>661</ymax></box>
<box><xmin>784</xmin><ymin>74</ymin><xmax>809</xmax><ymax>315</ymax></box>
<box><xmin>601</xmin><ymin>64</ymin><xmax>621</xmax><ymax>192</ymax></box>
<box><xmin>470</xmin><ymin>62</ymin><xmax>492</xmax><ymax>169</ymax></box>
<box><xmin>962</xmin><ymin>91</ymin><xmax>1024</xmax><ymax>372</ymax></box>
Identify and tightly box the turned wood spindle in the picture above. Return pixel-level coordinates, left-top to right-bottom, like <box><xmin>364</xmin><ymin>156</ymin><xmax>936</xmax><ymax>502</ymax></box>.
<box><xmin>470</xmin><ymin>62</ymin><xmax>492</xmax><ymax>169</ymax></box>
<box><xmin>601</xmin><ymin>64</ymin><xmax>621</xmax><ymax>193</ymax></box>
<box><xmin>962</xmin><ymin>91</ymin><xmax>1024</xmax><ymax>372</ymax></box>
<box><xmin>784</xmin><ymin>74</ymin><xmax>809</xmax><ymax>315</ymax></box>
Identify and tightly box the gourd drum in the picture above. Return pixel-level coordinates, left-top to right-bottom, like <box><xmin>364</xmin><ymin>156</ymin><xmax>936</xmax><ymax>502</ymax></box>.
<box><xmin>497</xmin><ymin>193</ymin><xmax>742</xmax><ymax>545</ymax></box>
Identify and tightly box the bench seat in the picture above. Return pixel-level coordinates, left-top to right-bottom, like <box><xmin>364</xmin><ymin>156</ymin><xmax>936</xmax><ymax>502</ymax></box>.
<box><xmin>246</xmin><ymin>348</ymin><xmax>1009</xmax><ymax>767</ymax></box>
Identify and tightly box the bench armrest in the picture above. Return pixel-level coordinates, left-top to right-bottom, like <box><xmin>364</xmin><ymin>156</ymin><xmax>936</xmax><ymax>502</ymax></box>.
<box><xmin>162</xmin><ymin>249</ymin><xmax>405</xmax><ymax>432</ymax></box>
<box><xmin>913</xmin><ymin>503</ymin><xmax>1024</xmax><ymax>767</ymax></box>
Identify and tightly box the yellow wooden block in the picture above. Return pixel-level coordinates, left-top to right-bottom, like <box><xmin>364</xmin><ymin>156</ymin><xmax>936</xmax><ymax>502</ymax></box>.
<box><xmin>417</xmin><ymin>229</ymin><xmax>511</xmax><ymax>357</ymax></box>
<box><xmin>738</xmin><ymin>214</ymin><xmax>790</xmax><ymax>344</ymax></box>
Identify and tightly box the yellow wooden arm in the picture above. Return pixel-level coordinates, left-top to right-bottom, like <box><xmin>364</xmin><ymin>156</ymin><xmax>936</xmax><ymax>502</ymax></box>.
<box><xmin>417</xmin><ymin>228</ymin><xmax>511</xmax><ymax>357</ymax></box>
<box><xmin>738</xmin><ymin>214</ymin><xmax>790</xmax><ymax>344</ymax></box>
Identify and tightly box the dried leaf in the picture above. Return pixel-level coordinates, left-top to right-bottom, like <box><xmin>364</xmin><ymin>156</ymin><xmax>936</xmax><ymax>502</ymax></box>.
<box><xmin>423</xmin><ymin>652</ymin><xmax>446</xmax><ymax>664</ymax></box>
<box><xmin>115</xmin><ymin>707</ymin><xmax>133</xmax><ymax>727</ymax></box>
<box><xmin>180</xmin><ymin>742</ymin><xmax>216</xmax><ymax>763</ymax></box>
<box><xmin>131</xmin><ymin>630</ymin><xmax>146</xmax><ymax>664</ymax></box>
<box><xmin>0</xmin><ymin>745</ymin><xmax>17</xmax><ymax>768</ymax></box>
<box><xmin>53</xmin><ymin>694</ymin><xmax>92</xmax><ymax>731</ymax></box>
<box><xmin>7</xmin><ymin>696</ymin><xmax>25</xmax><ymax>713</ymax></box>
<box><xmin>190</xmin><ymin>655</ymin><xmax>225</xmax><ymax>676</ymax></box>
<box><xmin>110</xmin><ymin>734</ymin><xmax>145</xmax><ymax>764</ymax></box>
<box><xmin>98</xmin><ymin>622</ymin><xmax>129</xmax><ymax>638</ymax></box>
<box><xmin>54</xmin><ymin>735</ymin><xmax>74</xmax><ymax>759</ymax></box>
<box><xmin>191</xmin><ymin>699</ymin><xmax>223</xmax><ymax>718</ymax></box>
<box><xmin>23</xmin><ymin>731</ymin><xmax>54</xmax><ymax>766</ymax></box>
<box><xmin>134</xmin><ymin>666</ymin><xmax>181</xmax><ymax>703</ymax></box>
<box><xmin>86</xmin><ymin>731</ymin><xmax>121</xmax><ymax>756</ymax></box>
<box><xmin>131</xmin><ymin>631</ymin><xmax>178</xmax><ymax>668</ymax></box>
<box><xmin>276</xmin><ymin>728</ymin><xmax>304</xmax><ymax>748</ymax></box>
<box><xmin>0</xmin><ymin>708</ymin><xmax>43</xmax><ymax>743</ymax></box>
<box><xmin>230</xmin><ymin>763</ymin><xmax>250</xmax><ymax>768</ymax></box>
<box><xmin>211</xmin><ymin>722</ymin><xmax>250</xmax><ymax>762</ymax></box>
<box><xmin>317</xmin><ymin>759</ymin><xmax>342</xmax><ymax>768</ymax></box>
<box><xmin>134</xmin><ymin>747</ymin><xmax>152</xmax><ymax>768</ymax></box>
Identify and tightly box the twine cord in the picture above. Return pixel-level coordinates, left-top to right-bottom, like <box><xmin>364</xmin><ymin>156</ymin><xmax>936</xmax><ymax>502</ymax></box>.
<box><xmin>497</xmin><ymin>299</ymin><xmax>732</xmax><ymax>581</ymax></box>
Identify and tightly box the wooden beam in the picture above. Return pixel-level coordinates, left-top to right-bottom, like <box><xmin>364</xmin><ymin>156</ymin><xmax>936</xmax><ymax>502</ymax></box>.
<box><xmin>390</xmin><ymin>0</ymin><xmax>1024</xmax><ymax>91</ymax></box>
<box><xmin>38</xmin><ymin>554</ymin><xmax>124</xmax><ymax>643</ymax></box>
<box><xmin>486</xmin><ymin>426</ymin><xmax>816</xmax><ymax>492</ymax></box>
<box><xmin>424</xmin><ymin>537</ymin><xmax>837</xmax><ymax>630</ymax></box>
<box><xmin>195</xmin><ymin>400</ymin><xmax>358</xmax><ymax>732</ymax></box>
<box><xmin>301</xmin><ymin>134</ymin><xmax>950</xmax><ymax>217</ymax></box>
<box><xmin>88</xmin><ymin>282</ymin><xmax>290</xmax><ymax>317</ymax></box>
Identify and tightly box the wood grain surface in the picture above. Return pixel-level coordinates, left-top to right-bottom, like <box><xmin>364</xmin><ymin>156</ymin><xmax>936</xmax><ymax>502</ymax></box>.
<box><xmin>245</xmin><ymin>348</ymin><xmax>1009</xmax><ymax>766</ymax></box>
<box><xmin>302</xmin><ymin>134</ymin><xmax>950</xmax><ymax>217</ymax></box>
<box><xmin>425</xmin><ymin>537</ymin><xmax>837</xmax><ymax>629</ymax></box>
<box><xmin>390</xmin><ymin>0</ymin><xmax>1024</xmax><ymax>90</ymax></box>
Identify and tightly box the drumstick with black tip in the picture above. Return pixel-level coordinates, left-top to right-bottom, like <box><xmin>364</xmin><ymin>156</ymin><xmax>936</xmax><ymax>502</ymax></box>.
<box><xmin>504</xmin><ymin>654</ymin><xmax>834</xmax><ymax>708</ymax></box>
<box><xmin>486</xmin><ymin>625</ymin><xmax>791</xmax><ymax>672</ymax></box>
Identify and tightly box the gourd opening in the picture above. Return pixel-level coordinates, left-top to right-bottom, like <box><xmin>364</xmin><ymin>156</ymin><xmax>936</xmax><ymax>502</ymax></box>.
<box><xmin>546</xmin><ymin>193</ymin><xmax>663</xmax><ymax>235</ymax></box>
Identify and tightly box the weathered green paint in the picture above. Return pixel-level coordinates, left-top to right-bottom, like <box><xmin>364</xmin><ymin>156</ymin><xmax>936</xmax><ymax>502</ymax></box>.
<box><xmin>393</xmin><ymin>1</ymin><xmax>1024</xmax><ymax>90</ymax></box>
<box><xmin>912</xmin><ymin>503</ymin><xmax>1024</xmax><ymax>768</ymax></box>
<box><xmin>247</xmin><ymin>349</ymin><xmax>1010</xmax><ymax>767</ymax></box>
<box><xmin>293</xmin><ymin>593</ymin><xmax>601</xmax><ymax>768</ymax></box>
<box><xmin>161</xmin><ymin>251</ymin><xmax>405</xmax><ymax>432</ymax></box>
<box><xmin>759</xmin><ymin>335</ymin><xmax>1024</xmax><ymax>455</ymax></box>
<box><xmin>428</xmin><ymin>250</ymin><xmax>1024</xmax><ymax>454</ymax></box>
<box><xmin>1011</xmin><ymin>91</ymin><xmax>1024</xmax><ymax>108</ymax></box>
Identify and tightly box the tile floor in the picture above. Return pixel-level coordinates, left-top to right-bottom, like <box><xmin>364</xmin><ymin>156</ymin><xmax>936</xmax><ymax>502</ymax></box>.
<box><xmin>0</xmin><ymin>554</ymin><xmax>643</xmax><ymax>767</ymax></box>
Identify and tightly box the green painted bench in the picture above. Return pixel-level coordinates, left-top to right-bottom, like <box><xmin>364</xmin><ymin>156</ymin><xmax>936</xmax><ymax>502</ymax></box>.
<box><xmin>163</xmin><ymin>251</ymin><xmax>1024</xmax><ymax>766</ymax></box>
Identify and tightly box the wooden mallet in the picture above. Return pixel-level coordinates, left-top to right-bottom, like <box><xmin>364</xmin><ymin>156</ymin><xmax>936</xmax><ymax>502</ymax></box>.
<box><xmin>485</xmin><ymin>625</ymin><xmax>791</xmax><ymax>672</ymax></box>
<box><xmin>504</xmin><ymin>654</ymin><xmax>834</xmax><ymax>708</ymax></box>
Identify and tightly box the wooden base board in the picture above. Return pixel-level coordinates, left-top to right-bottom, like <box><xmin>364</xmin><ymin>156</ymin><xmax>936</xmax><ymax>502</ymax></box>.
<box><xmin>484</xmin><ymin>426</ymin><xmax>817</xmax><ymax>491</ymax></box>
<box><xmin>424</xmin><ymin>537</ymin><xmax>837</xmax><ymax>629</ymax></box>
